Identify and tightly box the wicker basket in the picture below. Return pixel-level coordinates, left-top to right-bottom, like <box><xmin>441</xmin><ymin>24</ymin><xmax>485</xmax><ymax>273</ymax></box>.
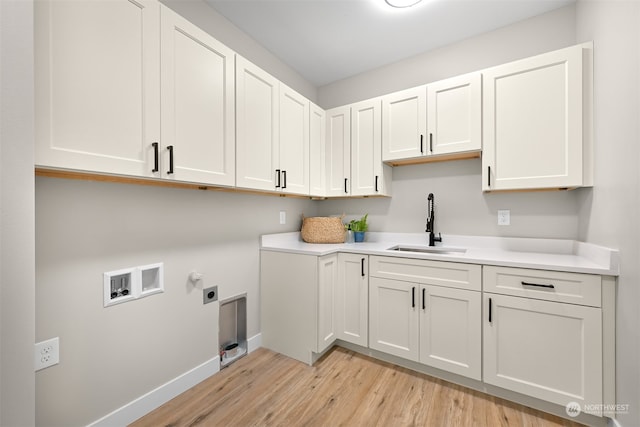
<box><xmin>300</xmin><ymin>215</ymin><xmax>345</xmax><ymax>243</ymax></box>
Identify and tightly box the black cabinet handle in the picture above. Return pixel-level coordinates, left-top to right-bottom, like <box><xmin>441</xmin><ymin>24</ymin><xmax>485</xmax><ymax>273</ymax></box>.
<box><xmin>429</xmin><ymin>133</ymin><xmax>433</xmax><ymax>153</ymax></box>
<box><xmin>167</xmin><ymin>145</ymin><xmax>174</xmax><ymax>174</ymax></box>
<box><xmin>412</xmin><ymin>287</ymin><xmax>416</xmax><ymax>308</ymax></box>
<box><xmin>344</xmin><ymin>178</ymin><xmax>348</xmax><ymax>194</ymax></box>
<box><xmin>521</xmin><ymin>281</ymin><xmax>555</xmax><ymax>289</ymax></box>
<box><xmin>152</xmin><ymin>142</ymin><xmax>159</xmax><ymax>173</ymax></box>
<box><xmin>488</xmin><ymin>166</ymin><xmax>491</xmax><ymax>187</ymax></box>
<box><xmin>375</xmin><ymin>175</ymin><xmax>379</xmax><ymax>192</ymax></box>
<box><xmin>489</xmin><ymin>297</ymin><xmax>492</xmax><ymax>323</ymax></box>
<box><xmin>282</xmin><ymin>170</ymin><xmax>287</xmax><ymax>189</ymax></box>
<box><xmin>420</xmin><ymin>134</ymin><xmax>424</xmax><ymax>153</ymax></box>
<box><xmin>361</xmin><ymin>258</ymin><xmax>365</xmax><ymax>277</ymax></box>
<box><xmin>422</xmin><ymin>288</ymin><xmax>426</xmax><ymax>310</ymax></box>
<box><xmin>275</xmin><ymin>169</ymin><xmax>281</xmax><ymax>188</ymax></box>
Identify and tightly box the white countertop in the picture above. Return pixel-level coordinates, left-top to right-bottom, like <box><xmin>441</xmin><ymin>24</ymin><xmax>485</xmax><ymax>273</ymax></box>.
<box><xmin>261</xmin><ymin>232</ymin><xmax>620</xmax><ymax>276</ymax></box>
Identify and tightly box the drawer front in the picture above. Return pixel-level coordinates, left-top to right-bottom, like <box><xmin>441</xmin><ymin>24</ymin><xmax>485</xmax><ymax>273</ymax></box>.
<box><xmin>370</xmin><ymin>256</ymin><xmax>481</xmax><ymax>291</ymax></box>
<box><xmin>483</xmin><ymin>266</ymin><xmax>601</xmax><ymax>307</ymax></box>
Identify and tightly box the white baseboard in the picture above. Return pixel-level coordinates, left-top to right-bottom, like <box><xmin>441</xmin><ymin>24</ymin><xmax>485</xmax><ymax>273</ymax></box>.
<box><xmin>88</xmin><ymin>334</ymin><xmax>261</xmax><ymax>427</ymax></box>
<box><xmin>88</xmin><ymin>356</ymin><xmax>220</xmax><ymax>427</ymax></box>
<box><xmin>248</xmin><ymin>332</ymin><xmax>262</xmax><ymax>353</ymax></box>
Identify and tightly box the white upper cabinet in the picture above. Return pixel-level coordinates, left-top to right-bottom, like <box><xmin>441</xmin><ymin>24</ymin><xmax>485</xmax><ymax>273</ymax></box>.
<box><xmin>382</xmin><ymin>73</ymin><xmax>481</xmax><ymax>164</ymax></box>
<box><xmin>351</xmin><ymin>99</ymin><xmax>391</xmax><ymax>196</ymax></box>
<box><xmin>382</xmin><ymin>86</ymin><xmax>426</xmax><ymax>162</ymax></box>
<box><xmin>160</xmin><ymin>7</ymin><xmax>235</xmax><ymax>186</ymax></box>
<box><xmin>325</xmin><ymin>106</ymin><xmax>351</xmax><ymax>197</ymax></box>
<box><xmin>279</xmin><ymin>84</ymin><xmax>310</xmax><ymax>195</ymax></box>
<box><xmin>235</xmin><ymin>56</ymin><xmax>280</xmax><ymax>191</ymax></box>
<box><xmin>483</xmin><ymin>44</ymin><xmax>592</xmax><ymax>191</ymax></box>
<box><xmin>35</xmin><ymin>0</ymin><xmax>161</xmax><ymax>176</ymax></box>
<box><xmin>427</xmin><ymin>72</ymin><xmax>482</xmax><ymax>156</ymax></box>
<box><xmin>309</xmin><ymin>103</ymin><xmax>326</xmax><ymax>197</ymax></box>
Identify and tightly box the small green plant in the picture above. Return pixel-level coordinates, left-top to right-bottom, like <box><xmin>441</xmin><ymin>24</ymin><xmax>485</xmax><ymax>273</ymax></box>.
<box><xmin>349</xmin><ymin>214</ymin><xmax>368</xmax><ymax>232</ymax></box>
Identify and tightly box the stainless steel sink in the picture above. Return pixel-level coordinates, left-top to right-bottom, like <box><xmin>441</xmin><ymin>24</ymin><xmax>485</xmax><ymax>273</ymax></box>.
<box><xmin>388</xmin><ymin>245</ymin><xmax>467</xmax><ymax>255</ymax></box>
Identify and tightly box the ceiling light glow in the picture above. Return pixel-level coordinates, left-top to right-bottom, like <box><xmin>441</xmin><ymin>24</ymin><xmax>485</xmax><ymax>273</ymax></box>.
<box><xmin>385</xmin><ymin>0</ymin><xmax>423</xmax><ymax>8</ymax></box>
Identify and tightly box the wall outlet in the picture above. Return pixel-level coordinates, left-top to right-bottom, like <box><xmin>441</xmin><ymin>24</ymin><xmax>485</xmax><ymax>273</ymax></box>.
<box><xmin>35</xmin><ymin>337</ymin><xmax>59</xmax><ymax>371</ymax></box>
<box><xmin>279</xmin><ymin>211</ymin><xmax>286</xmax><ymax>225</ymax></box>
<box><xmin>203</xmin><ymin>286</ymin><xmax>218</xmax><ymax>304</ymax></box>
<box><xmin>498</xmin><ymin>209</ymin><xmax>511</xmax><ymax>226</ymax></box>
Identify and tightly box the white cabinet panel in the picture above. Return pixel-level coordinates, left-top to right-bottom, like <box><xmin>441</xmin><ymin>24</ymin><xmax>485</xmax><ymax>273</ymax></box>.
<box><xmin>161</xmin><ymin>7</ymin><xmax>235</xmax><ymax>185</ymax></box>
<box><xmin>309</xmin><ymin>103</ymin><xmax>326</xmax><ymax>197</ymax></box>
<box><xmin>483</xmin><ymin>293</ymin><xmax>602</xmax><ymax>411</ymax></box>
<box><xmin>369</xmin><ymin>277</ymin><xmax>419</xmax><ymax>361</ymax></box>
<box><xmin>382</xmin><ymin>86</ymin><xmax>426</xmax><ymax>162</ymax></box>
<box><xmin>325</xmin><ymin>106</ymin><xmax>351</xmax><ymax>196</ymax></box>
<box><xmin>336</xmin><ymin>254</ymin><xmax>368</xmax><ymax>347</ymax></box>
<box><xmin>35</xmin><ymin>0</ymin><xmax>160</xmax><ymax>176</ymax></box>
<box><xmin>427</xmin><ymin>72</ymin><xmax>481</xmax><ymax>156</ymax></box>
<box><xmin>419</xmin><ymin>285</ymin><xmax>481</xmax><ymax>380</ymax></box>
<box><xmin>351</xmin><ymin>99</ymin><xmax>390</xmax><ymax>196</ymax></box>
<box><xmin>236</xmin><ymin>57</ymin><xmax>279</xmax><ymax>191</ymax></box>
<box><xmin>483</xmin><ymin>44</ymin><xmax>590</xmax><ymax>191</ymax></box>
<box><xmin>279</xmin><ymin>85</ymin><xmax>310</xmax><ymax>195</ymax></box>
<box><xmin>318</xmin><ymin>255</ymin><xmax>338</xmax><ymax>352</ymax></box>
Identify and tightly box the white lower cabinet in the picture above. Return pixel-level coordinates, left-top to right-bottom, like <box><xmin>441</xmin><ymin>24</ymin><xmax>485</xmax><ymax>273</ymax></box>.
<box><xmin>369</xmin><ymin>256</ymin><xmax>482</xmax><ymax>380</ymax></box>
<box><xmin>260</xmin><ymin>251</ymin><xmax>337</xmax><ymax>365</ymax></box>
<box><xmin>419</xmin><ymin>285</ymin><xmax>481</xmax><ymax>380</ymax></box>
<box><xmin>336</xmin><ymin>254</ymin><xmax>369</xmax><ymax>347</ymax></box>
<box><xmin>483</xmin><ymin>266</ymin><xmax>604</xmax><ymax>412</ymax></box>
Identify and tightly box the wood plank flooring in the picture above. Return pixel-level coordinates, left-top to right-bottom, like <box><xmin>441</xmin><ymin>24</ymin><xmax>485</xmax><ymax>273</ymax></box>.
<box><xmin>130</xmin><ymin>347</ymin><xmax>584</xmax><ymax>427</ymax></box>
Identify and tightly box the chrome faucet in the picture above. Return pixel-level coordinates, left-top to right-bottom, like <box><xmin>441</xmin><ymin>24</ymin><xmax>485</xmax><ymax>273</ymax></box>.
<box><xmin>426</xmin><ymin>193</ymin><xmax>442</xmax><ymax>246</ymax></box>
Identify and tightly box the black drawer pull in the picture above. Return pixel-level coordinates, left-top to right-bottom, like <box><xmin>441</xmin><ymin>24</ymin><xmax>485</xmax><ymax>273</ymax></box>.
<box><xmin>151</xmin><ymin>142</ymin><xmax>159</xmax><ymax>173</ymax></box>
<box><xmin>375</xmin><ymin>175</ymin><xmax>379</xmax><ymax>192</ymax></box>
<box><xmin>282</xmin><ymin>170</ymin><xmax>287</xmax><ymax>189</ymax></box>
<box><xmin>489</xmin><ymin>297</ymin><xmax>492</xmax><ymax>323</ymax></box>
<box><xmin>422</xmin><ymin>288</ymin><xmax>426</xmax><ymax>310</ymax></box>
<box><xmin>167</xmin><ymin>145</ymin><xmax>174</xmax><ymax>174</ymax></box>
<box><xmin>429</xmin><ymin>133</ymin><xmax>433</xmax><ymax>152</ymax></box>
<box><xmin>521</xmin><ymin>281</ymin><xmax>555</xmax><ymax>289</ymax></box>
<box><xmin>275</xmin><ymin>169</ymin><xmax>281</xmax><ymax>188</ymax></box>
<box><xmin>412</xmin><ymin>287</ymin><xmax>416</xmax><ymax>308</ymax></box>
<box><xmin>420</xmin><ymin>135</ymin><xmax>424</xmax><ymax>153</ymax></box>
<box><xmin>344</xmin><ymin>178</ymin><xmax>348</xmax><ymax>194</ymax></box>
<box><xmin>361</xmin><ymin>258</ymin><xmax>365</xmax><ymax>277</ymax></box>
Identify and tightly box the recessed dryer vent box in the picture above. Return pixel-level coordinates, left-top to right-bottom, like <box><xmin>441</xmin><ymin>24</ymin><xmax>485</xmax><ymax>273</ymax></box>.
<box><xmin>104</xmin><ymin>268</ymin><xmax>136</xmax><ymax>307</ymax></box>
<box><xmin>140</xmin><ymin>263</ymin><xmax>164</xmax><ymax>297</ymax></box>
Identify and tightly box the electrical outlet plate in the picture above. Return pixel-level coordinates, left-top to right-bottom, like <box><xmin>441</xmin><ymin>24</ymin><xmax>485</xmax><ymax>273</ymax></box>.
<box><xmin>204</xmin><ymin>286</ymin><xmax>218</xmax><ymax>304</ymax></box>
<box><xmin>279</xmin><ymin>211</ymin><xmax>286</xmax><ymax>225</ymax></box>
<box><xmin>498</xmin><ymin>209</ymin><xmax>511</xmax><ymax>226</ymax></box>
<box><xmin>35</xmin><ymin>337</ymin><xmax>59</xmax><ymax>371</ymax></box>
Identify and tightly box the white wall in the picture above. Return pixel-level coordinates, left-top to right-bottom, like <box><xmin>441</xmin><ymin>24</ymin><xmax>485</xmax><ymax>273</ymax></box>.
<box><xmin>0</xmin><ymin>0</ymin><xmax>36</xmax><ymax>425</ymax></box>
<box><xmin>161</xmin><ymin>0</ymin><xmax>317</xmax><ymax>102</ymax></box>
<box><xmin>317</xmin><ymin>4</ymin><xmax>576</xmax><ymax>109</ymax></box>
<box><xmin>575</xmin><ymin>2</ymin><xmax>640</xmax><ymax>426</ymax></box>
<box><xmin>35</xmin><ymin>178</ymin><xmax>315</xmax><ymax>425</ymax></box>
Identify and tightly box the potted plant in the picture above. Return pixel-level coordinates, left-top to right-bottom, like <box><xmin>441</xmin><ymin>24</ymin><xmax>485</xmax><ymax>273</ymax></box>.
<box><xmin>349</xmin><ymin>214</ymin><xmax>368</xmax><ymax>242</ymax></box>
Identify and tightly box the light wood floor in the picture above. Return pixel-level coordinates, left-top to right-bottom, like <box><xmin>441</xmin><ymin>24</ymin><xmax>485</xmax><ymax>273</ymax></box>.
<box><xmin>131</xmin><ymin>346</ymin><xmax>584</xmax><ymax>427</ymax></box>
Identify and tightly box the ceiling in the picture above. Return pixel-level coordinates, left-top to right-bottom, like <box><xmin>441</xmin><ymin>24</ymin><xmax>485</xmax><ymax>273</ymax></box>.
<box><xmin>204</xmin><ymin>0</ymin><xmax>574</xmax><ymax>87</ymax></box>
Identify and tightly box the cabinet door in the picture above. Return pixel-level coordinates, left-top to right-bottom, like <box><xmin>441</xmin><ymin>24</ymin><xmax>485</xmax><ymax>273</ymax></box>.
<box><xmin>369</xmin><ymin>277</ymin><xmax>419</xmax><ymax>361</ymax></box>
<box><xmin>35</xmin><ymin>0</ymin><xmax>160</xmax><ymax>177</ymax></box>
<box><xmin>483</xmin><ymin>45</ymin><xmax>585</xmax><ymax>191</ymax></box>
<box><xmin>161</xmin><ymin>7</ymin><xmax>235</xmax><ymax>185</ymax></box>
<box><xmin>419</xmin><ymin>285</ymin><xmax>481</xmax><ymax>380</ymax></box>
<box><xmin>309</xmin><ymin>103</ymin><xmax>326</xmax><ymax>197</ymax></box>
<box><xmin>318</xmin><ymin>255</ymin><xmax>338</xmax><ymax>353</ymax></box>
<box><xmin>351</xmin><ymin>99</ymin><xmax>383</xmax><ymax>196</ymax></box>
<box><xmin>336</xmin><ymin>254</ymin><xmax>368</xmax><ymax>347</ymax></box>
<box><xmin>325</xmin><ymin>106</ymin><xmax>351</xmax><ymax>196</ymax></box>
<box><xmin>483</xmin><ymin>293</ymin><xmax>602</xmax><ymax>411</ymax></box>
<box><xmin>236</xmin><ymin>56</ymin><xmax>279</xmax><ymax>191</ymax></box>
<box><xmin>279</xmin><ymin>85</ymin><xmax>310</xmax><ymax>195</ymax></box>
<box><xmin>427</xmin><ymin>72</ymin><xmax>481</xmax><ymax>156</ymax></box>
<box><xmin>382</xmin><ymin>86</ymin><xmax>426</xmax><ymax>162</ymax></box>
